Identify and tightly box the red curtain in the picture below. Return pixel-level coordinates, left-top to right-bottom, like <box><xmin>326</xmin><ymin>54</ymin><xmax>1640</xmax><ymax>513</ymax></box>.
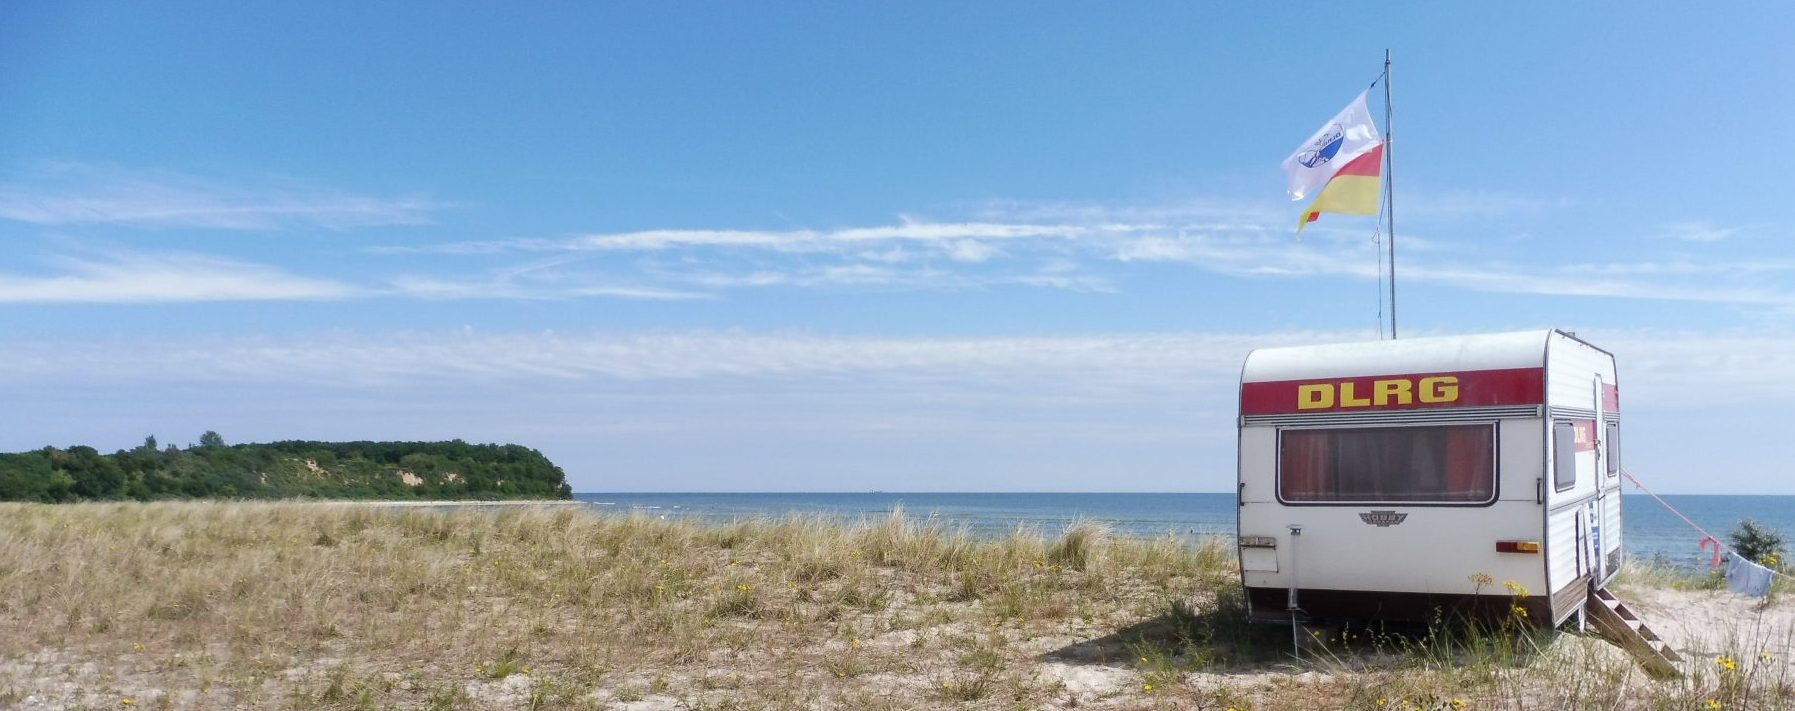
<box><xmin>1282</xmin><ymin>425</ymin><xmax>1492</xmax><ymax>503</ymax></box>
<box><xmin>1280</xmin><ymin>431</ymin><xmax>1330</xmax><ymax>500</ymax></box>
<box><xmin>1443</xmin><ymin>427</ymin><xmax>1493</xmax><ymax>501</ymax></box>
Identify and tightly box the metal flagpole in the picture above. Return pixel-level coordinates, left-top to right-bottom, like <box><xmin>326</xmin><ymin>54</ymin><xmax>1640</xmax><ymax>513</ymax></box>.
<box><xmin>1383</xmin><ymin>49</ymin><xmax>1398</xmax><ymax>339</ymax></box>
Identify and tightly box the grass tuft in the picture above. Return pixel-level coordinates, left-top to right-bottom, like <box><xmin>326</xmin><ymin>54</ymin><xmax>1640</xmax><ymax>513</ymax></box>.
<box><xmin>1047</xmin><ymin>520</ymin><xmax>1109</xmax><ymax>571</ymax></box>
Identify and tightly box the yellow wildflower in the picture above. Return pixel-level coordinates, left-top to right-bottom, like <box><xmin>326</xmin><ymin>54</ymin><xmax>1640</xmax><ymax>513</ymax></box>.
<box><xmin>1716</xmin><ymin>655</ymin><xmax>1738</xmax><ymax>671</ymax></box>
<box><xmin>1143</xmin><ymin>683</ymin><xmax>1154</xmax><ymax>692</ymax></box>
<box><xmin>1451</xmin><ymin>699</ymin><xmax>1466</xmax><ymax>710</ymax></box>
<box><xmin>1706</xmin><ymin>700</ymin><xmax>1722</xmax><ymax>710</ymax></box>
<box><xmin>120</xmin><ymin>700</ymin><xmax>134</xmax><ymax>707</ymax></box>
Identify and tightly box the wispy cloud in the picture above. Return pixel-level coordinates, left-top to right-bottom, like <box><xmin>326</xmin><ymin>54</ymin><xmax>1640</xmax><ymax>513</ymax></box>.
<box><xmin>0</xmin><ymin>163</ymin><xmax>450</xmax><ymax>230</ymax></box>
<box><xmin>370</xmin><ymin>202</ymin><xmax>1795</xmax><ymax>306</ymax></box>
<box><xmin>386</xmin><ymin>257</ymin><xmax>713</xmax><ymax>301</ymax></box>
<box><xmin>8</xmin><ymin>168</ymin><xmax>1769</xmax><ymax>308</ymax></box>
<box><xmin>386</xmin><ymin>275</ymin><xmax>711</xmax><ymax>301</ymax></box>
<box><xmin>380</xmin><ymin>219</ymin><xmax>1105</xmax><ymax>257</ymax></box>
<box><xmin>6</xmin><ymin>327</ymin><xmax>1795</xmax><ymax>414</ymax></box>
<box><xmin>1663</xmin><ymin>221</ymin><xmax>1746</xmax><ymax>243</ymax></box>
<box><xmin>0</xmin><ymin>252</ymin><xmax>359</xmax><ymax>303</ymax></box>
<box><xmin>1402</xmin><ymin>190</ymin><xmax>1576</xmax><ymax>219</ymax></box>
<box><xmin>0</xmin><ymin>329</ymin><xmax>1336</xmax><ymax>386</ymax></box>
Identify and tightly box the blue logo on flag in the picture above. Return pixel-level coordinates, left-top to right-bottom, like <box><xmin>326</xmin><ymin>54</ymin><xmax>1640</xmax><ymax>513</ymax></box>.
<box><xmin>1298</xmin><ymin>124</ymin><xmax>1345</xmax><ymax>169</ymax></box>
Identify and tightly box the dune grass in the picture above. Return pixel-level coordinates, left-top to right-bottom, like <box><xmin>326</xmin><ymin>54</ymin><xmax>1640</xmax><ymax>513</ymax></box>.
<box><xmin>0</xmin><ymin>502</ymin><xmax>1790</xmax><ymax>709</ymax></box>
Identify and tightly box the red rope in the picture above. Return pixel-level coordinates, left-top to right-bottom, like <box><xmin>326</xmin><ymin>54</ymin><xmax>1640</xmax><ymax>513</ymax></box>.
<box><xmin>1625</xmin><ymin>469</ymin><xmax>1788</xmax><ymax>582</ymax></box>
<box><xmin>1621</xmin><ymin>469</ymin><xmax>1727</xmax><ymax>568</ymax></box>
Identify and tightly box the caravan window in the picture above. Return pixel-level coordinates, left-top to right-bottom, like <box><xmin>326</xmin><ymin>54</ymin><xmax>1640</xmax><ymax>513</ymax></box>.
<box><xmin>1279</xmin><ymin>424</ymin><xmax>1496</xmax><ymax>504</ymax></box>
<box><xmin>1553</xmin><ymin>421</ymin><xmax>1577</xmax><ymax>491</ymax></box>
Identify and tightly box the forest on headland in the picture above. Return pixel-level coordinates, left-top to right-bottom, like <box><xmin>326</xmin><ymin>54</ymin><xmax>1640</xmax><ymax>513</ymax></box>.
<box><xmin>0</xmin><ymin>432</ymin><xmax>573</xmax><ymax>502</ymax></box>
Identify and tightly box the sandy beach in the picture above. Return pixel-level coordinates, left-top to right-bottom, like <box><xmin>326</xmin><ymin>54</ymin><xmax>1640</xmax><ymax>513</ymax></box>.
<box><xmin>1</xmin><ymin>502</ymin><xmax>1788</xmax><ymax>710</ymax></box>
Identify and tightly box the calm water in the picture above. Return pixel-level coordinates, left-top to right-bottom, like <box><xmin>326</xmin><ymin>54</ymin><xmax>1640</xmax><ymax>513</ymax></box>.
<box><xmin>573</xmin><ymin>492</ymin><xmax>1794</xmax><ymax>571</ymax></box>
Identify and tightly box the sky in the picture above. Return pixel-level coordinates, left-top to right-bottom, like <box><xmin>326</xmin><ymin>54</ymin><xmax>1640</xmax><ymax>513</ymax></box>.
<box><xmin>4</xmin><ymin>3</ymin><xmax>1794</xmax><ymax>493</ymax></box>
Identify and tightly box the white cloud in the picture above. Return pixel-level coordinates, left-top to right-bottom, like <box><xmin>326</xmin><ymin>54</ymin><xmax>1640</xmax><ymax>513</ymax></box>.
<box><xmin>9</xmin><ymin>327</ymin><xmax>1795</xmax><ymax>414</ymax></box>
<box><xmin>1402</xmin><ymin>189</ymin><xmax>1575</xmax><ymax>219</ymax></box>
<box><xmin>554</xmin><ymin>221</ymin><xmax>1097</xmax><ymax>254</ymax></box>
<box><xmin>387</xmin><ymin>275</ymin><xmax>710</xmax><ymax>301</ymax></box>
<box><xmin>945</xmin><ymin>239</ymin><xmax>998</xmax><ymax>263</ymax></box>
<box><xmin>373</xmin><ymin>204</ymin><xmax>1795</xmax><ymax>306</ymax></box>
<box><xmin>1663</xmin><ymin>222</ymin><xmax>1745</xmax><ymax>243</ymax></box>
<box><xmin>0</xmin><ymin>329</ymin><xmax>1331</xmax><ymax>386</ymax></box>
<box><xmin>0</xmin><ymin>163</ymin><xmax>449</xmax><ymax>230</ymax></box>
<box><xmin>0</xmin><ymin>252</ymin><xmax>358</xmax><ymax>303</ymax></box>
<box><xmin>1114</xmin><ymin>235</ymin><xmax>1200</xmax><ymax>263</ymax></box>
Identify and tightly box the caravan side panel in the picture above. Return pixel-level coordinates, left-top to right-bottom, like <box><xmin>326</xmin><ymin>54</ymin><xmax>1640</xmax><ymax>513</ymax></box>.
<box><xmin>1542</xmin><ymin>332</ymin><xmax>1622</xmax><ymax>620</ymax></box>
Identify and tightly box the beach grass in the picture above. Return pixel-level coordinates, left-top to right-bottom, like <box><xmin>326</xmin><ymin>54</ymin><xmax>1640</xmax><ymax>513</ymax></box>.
<box><xmin>0</xmin><ymin>502</ymin><xmax>1790</xmax><ymax>709</ymax></box>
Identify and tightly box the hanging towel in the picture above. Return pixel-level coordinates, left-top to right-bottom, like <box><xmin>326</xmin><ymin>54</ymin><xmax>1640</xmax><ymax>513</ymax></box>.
<box><xmin>1725</xmin><ymin>553</ymin><xmax>1775</xmax><ymax>598</ymax></box>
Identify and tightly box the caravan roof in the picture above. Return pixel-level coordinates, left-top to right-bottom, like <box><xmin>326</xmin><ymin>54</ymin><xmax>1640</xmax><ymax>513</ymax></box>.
<box><xmin>1242</xmin><ymin>330</ymin><xmax>1560</xmax><ymax>384</ymax></box>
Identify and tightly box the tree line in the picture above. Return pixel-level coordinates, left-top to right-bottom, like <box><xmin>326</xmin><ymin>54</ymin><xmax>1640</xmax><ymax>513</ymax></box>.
<box><xmin>0</xmin><ymin>432</ymin><xmax>573</xmax><ymax>502</ymax></box>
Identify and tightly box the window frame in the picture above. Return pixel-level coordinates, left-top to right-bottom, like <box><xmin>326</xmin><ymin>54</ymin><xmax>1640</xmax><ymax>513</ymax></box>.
<box><xmin>1274</xmin><ymin>421</ymin><xmax>1501</xmax><ymax>507</ymax></box>
<box><xmin>1604</xmin><ymin>420</ymin><xmax>1621</xmax><ymax>477</ymax></box>
<box><xmin>1552</xmin><ymin>420</ymin><xmax>1579</xmax><ymax>492</ymax></box>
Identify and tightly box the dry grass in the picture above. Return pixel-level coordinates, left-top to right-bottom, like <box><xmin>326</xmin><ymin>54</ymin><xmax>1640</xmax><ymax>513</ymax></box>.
<box><xmin>0</xmin><ymin>502</ymin><xmax>1790</xmax><ymax>709</ymax></box>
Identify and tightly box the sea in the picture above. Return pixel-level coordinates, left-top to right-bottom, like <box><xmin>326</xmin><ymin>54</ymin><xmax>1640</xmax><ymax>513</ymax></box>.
<box><xmin>572</xmin><ymin>492</ymin><xmax>1794</xmax><ymax>571</ymax></box>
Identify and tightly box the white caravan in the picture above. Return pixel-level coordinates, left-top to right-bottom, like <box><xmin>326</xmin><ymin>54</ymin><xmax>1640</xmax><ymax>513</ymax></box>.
<box><xmin>1237</xmin><ymin>330</ymin><xmax>1622</xmax><ymax>626</ymax></box>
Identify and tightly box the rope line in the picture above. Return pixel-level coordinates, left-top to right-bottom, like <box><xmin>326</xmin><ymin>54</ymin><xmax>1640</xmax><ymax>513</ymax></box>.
<box><xmin>1622</xmin><ymin>468</ymin><xmax>1785</xmax><ymax>579</ymax></box>
<box><xmin>1621</xmin><ymin>469</ymin><xmax>1721</xmax><ymax>542</ymax></box>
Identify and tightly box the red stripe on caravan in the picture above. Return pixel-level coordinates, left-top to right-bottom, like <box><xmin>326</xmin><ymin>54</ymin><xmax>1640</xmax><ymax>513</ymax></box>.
<box><xmin>1331</xmin><ymin>144</ymin><xmax>1383</xmax><ymax>177</ymax></box>
<box><xmin>1240</xmin><ymin>367</ymin><xmax>1545</xmax><ymax>416</ymax></box>
<box><xmin>1602</xmin><ymin>383</ymin><xmax>1620</xmax><ymax>412</ymax></box>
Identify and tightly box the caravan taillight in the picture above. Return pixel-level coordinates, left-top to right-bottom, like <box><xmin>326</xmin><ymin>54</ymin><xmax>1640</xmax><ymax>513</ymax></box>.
<box><xmin>1495</xmin><ymin>540</ymin><xmax>1541</xmax><ymax>554</ymax></box>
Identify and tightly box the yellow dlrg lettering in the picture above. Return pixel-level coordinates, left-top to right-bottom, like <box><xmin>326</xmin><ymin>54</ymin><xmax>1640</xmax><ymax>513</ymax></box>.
<box><xmin>1373</xmin><ymin>379</ymin><xmax>1413</xmax><ymax>406</ymax></box>
<box><xmin>1339</xmin><ymin>381</ymin><xmax>1371</xmax><ymax>407</ymax></box>
<box><xmin>1419</xmin><ymin>376</ymin><xmax>1460</xmax><ymax>403</ymax></box>
<box><xmin>1296</xmin><ymin>384</ymin><xmax>1334</xmax><ymax>410</ymax></box>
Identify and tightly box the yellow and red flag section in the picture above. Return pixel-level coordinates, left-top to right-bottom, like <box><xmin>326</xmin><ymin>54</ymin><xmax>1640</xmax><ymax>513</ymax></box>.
<box><xmin>1298</xmin><ymin>143</ymin><xmax>1383</xmax><ymax>234</ymax></box>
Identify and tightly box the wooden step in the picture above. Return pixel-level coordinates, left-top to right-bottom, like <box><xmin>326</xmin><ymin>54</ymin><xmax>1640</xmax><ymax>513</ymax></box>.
<box><xmin>1585</xmin><ymin>587</ymin><xmax>1682</xmax><ymax>677</ymax></box>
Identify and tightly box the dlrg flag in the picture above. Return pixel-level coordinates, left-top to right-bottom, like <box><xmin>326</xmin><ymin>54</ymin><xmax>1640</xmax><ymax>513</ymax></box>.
<box><xmin>1297</xmin><ymin>143</ymin><xmax>1382</xmax><ymax>233</ymax></box>
<box><xmin>1280</xmin><ymin>91</ymin><xmax>1384</xmax><ymax>233</ymax></box>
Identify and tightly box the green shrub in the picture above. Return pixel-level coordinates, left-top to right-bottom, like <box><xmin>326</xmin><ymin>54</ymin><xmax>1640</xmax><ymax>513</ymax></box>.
<box><xmin>1729</xmin><ymin>519</ymin><xmax>1786</xmax><ymax>568</ymax></box>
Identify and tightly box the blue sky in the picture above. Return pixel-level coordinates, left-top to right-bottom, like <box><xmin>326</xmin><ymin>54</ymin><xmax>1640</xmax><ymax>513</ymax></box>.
<box><xmin>4</xmin><ymin>3</ymin><xmax>1794</xmax><ymax>493</ymax></box>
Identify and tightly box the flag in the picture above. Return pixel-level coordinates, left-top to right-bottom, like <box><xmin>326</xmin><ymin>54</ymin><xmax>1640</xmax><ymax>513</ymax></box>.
<box><xmin>1281</xmin><ymin>91</ymin><xmax>1381</xmax><ymax>201</ymax></box>
<box><xmin>1297</xmin><ymin>143</ymin><xmax>1383</xmax><ymax>234</ymax></box>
